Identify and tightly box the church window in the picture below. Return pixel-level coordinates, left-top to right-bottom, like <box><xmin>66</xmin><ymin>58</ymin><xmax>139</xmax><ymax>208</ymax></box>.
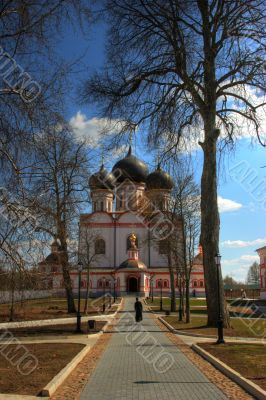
<box><xmin>200</xmin><ymin>280</ymin><xmax>204</xmax><ymax>287</ymax></box>
<box><xmin>98</xmin><ymin>279</ymin><xmax>103</xmax><ymax>288</ymax></box>
<box><xmin>95</xmin><ymin>238</ymin><xmax>106</xmax><ymax>254</ymax></box>
<box><xmin>157</xmin><ymin>279</ymin><xmax>163</xmax><ymax>288</ymax></box>
<box><xmin>193</xmin><ymin>281</ymin><xmax>198</xmax><ymax>287</ymax></box>
<box><xmin>163</xmin><ymin>280</ymin><xmax>169</xmax><ymax>288</ymax></box>
<box><xmin>159</xmin><ymin>240</ymin><xmax>168</xmax><ymax>254</ymax></box>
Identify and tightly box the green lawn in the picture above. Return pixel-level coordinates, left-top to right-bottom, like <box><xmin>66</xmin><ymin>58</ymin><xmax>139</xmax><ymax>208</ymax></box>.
<box><xmin>163</xmin><ymin>315</ymin><xmax>266</xmax><ymax>338</ymax></box>
<box><xmin>199</xmin><ymin>343</ymin><xmax>266</xmax><ymax>391</ymax></box>
<box><xmin>146</xmin><ymin>297</ymin><xmax>207</xmax><ymax>308</ymax></box>
<box><xmin>147</xmin><ymin>297</ymin><xmax>262</xmax><ymax>318</ymax></box>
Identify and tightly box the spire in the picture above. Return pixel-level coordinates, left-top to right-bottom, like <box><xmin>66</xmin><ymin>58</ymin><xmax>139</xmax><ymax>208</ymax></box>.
<box><xmin>156</xmin><ymin>151</ymin><xmax>161</xmax><ymax>170</ymax></box>
<box><xmin>101</xmin><ymin>144</ymin><xmax>104</xmax><ymax>167</ymax></box>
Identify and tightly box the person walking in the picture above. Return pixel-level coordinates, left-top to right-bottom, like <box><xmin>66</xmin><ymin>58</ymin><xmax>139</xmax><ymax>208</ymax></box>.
<box><xmin>134</xmin><ymin>297</ymin><xmax>143</xmax><ymax>322</ymax></box>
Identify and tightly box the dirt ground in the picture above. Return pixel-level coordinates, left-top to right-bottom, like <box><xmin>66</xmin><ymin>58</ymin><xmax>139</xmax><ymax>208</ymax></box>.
<box><xmin>0</xmin><ymin>320</ymin><xmax>107</xmax><ymax>336</ymax></box>
<box><xmin>199</xmin><ymin>343</ymin><xmax>266</xmax><ymax>391</ymax></box>
<box><xmin>0</xmin><ymin>297</ymin><xmax>117</xmax><ymax>322</ymax></box>
<box><xmin>0</xmin><ymin>343</ymin><xmax>85</xmax><ymax>395</ymax></box>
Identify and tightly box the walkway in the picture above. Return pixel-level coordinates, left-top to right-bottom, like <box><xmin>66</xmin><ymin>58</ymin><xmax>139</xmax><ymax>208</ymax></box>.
<box><xmin>80</xmin><ymin>297</ymin><xmax>227</xmax><ymax>400</ymax></box>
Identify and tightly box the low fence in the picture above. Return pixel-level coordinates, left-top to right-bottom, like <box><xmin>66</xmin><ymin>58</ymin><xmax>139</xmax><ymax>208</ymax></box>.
<box><xmin>0</xmin><ymin>290</ymin><xmax>52</xmax><ymax>304</ymax></box>
<box><xmin>225</xmin><ymin>288</ymin><xmax>260</xmax><ymax>299</ymax></box>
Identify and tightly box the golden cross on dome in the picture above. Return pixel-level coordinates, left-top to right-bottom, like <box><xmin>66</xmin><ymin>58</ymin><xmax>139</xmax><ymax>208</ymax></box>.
<box><xmin>129</xmin><ymin>232</ymin><xmax>137</xmax><ymax>243</ymax></box>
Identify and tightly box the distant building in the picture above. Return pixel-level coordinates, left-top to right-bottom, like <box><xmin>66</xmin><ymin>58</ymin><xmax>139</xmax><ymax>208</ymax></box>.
<box><xmin>256</xmin><ymin>245</ymin><xmax>266</xmax><ymax>299</ymax></box>
<box><xmin>39</xmin><ymin>146</ymin><xmax>206</xmax><ymax>297</ymax></box>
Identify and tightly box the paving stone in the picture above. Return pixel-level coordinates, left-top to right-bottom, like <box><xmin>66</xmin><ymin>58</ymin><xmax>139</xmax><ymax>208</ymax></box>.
<box><xmin>80</xmin><ymin>298</ymin><xmax>227</xmax><ymax>400</ymax></box>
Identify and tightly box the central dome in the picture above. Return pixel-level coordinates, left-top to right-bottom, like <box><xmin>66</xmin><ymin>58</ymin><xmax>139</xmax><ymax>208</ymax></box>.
<box><xmin>112</xmin><ymin>146</ymin><xmax>148</xmax><ymax>183</ymax></box>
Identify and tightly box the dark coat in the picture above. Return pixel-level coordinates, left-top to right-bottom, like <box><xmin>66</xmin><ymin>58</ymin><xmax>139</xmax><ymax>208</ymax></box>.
<box><xmin>135</xmin><ymin>300</ymin><xmax>143</xmax><ymax>322</ymax></box>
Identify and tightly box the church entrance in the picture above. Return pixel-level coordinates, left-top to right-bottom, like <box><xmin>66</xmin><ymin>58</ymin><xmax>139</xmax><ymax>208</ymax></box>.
<box><xmin>128</xmin><ymin>276</ymin><xmax>139</xmax><ymax>292</ymax></box>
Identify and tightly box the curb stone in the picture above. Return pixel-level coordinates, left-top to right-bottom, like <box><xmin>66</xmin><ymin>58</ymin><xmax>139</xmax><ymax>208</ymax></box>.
<box><xmin>192</xmin><ymin>344</ymin><xmax>266</xmax><ymax>400</ymax></box>
<box><xmin>159</xmin><ymin>316</ymin><xmax>266</xmax><ymax>342</ymax></box>
<box><xmin>0</xmin><ymin>396</ymin><xmax>49</xmax><ymax>400</ymax></box>
<box><xmin>41</xmin><ymin>345</ymin><xmax>91</xmax><ymax>397</ymax></box>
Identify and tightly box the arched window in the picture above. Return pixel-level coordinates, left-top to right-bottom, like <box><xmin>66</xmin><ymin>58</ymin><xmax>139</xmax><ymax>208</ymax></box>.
<box><xmin>157</xmin><ymin>279</ymin><xmax>163</xmax><ymax>288</ymax></box>
<box><xmin>159</xmin><ymin>240</ymin><xmax>168</xmax><ymax>254</ymax></box>
<box><xmin>163</xmin><ymin>280</ymin><xmax>169</xmax><ymax>288</ymax></box>
<box><xmin>95</xmin><ymin>238</ymin><xmax>106</xmax><ymax>254</ymax></box>
<box><xmin>98</xmin><ymin>279</ymin><xmax>103</xmax><ymax>288</ymax></box>
<box><xmin>126</xmin><ymin>234</ymin><xmax>138</xmax><ymax>250</ymax></box>
<box><xmin>200</xmin><ymin>280</ymin><xmax>204</xmax><ymax>287</ymax></box>
<box><xmin>193</xmin><ymin>280</ymin><xmax>198</xmax><ymax>287</ymax></box>
<box><xmin>100</xmin><ymin>201</ymin><xmax>104</xmax><ymax>211</ymax></box>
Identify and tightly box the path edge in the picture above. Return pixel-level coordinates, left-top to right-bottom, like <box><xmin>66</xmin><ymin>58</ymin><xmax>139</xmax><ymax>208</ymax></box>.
<box><xmin>192</xmin><ymin>344</ymin><xmax>266</xmax><ymax>400</ymax></box>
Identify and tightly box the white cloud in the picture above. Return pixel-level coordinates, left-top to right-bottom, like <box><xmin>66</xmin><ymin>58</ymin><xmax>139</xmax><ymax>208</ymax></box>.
<box><xmin>218</xmin><ymin>196</ymin><xmax>243</xmax><ymax>213</ymax></box>
<box><xmin>222</xmin><ymin>254</ymin><xmax>260</xmax><ymax>282</ymax></box>
<box><xmin>70</xmin><ymin>111</ymin><xmax>126</xmax><ymax>146</ymax></box>
<box><xmin>221</xmin><ymin>237</ymin><xmax>266</xmax><ymax>248</ymax></box>
<box><xmin>70</xmin><ymin>112</ymin><xmax>109</xmax><ymax>145</ymax></box>
<box><xmin>218</xmin><ymin>85</ymin><xmax>266</xmax><ymax>142</ymax></box>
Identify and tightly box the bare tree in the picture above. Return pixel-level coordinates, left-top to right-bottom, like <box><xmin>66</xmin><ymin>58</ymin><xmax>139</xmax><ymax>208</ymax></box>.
<box><xmin>83</xmin><ymin>0</ymin><xmax>265</xmax><ymax>325</ymax></box>
<box><xmin>22</xmin><ymin>125</ymin><xmax>90</xmax><ymax>313</ymax></box>
<box><xmin>79</xmin><ymin>227</ymin><xmax>101</xmax><ymax>314</ymax></box>
<box><xmin>171</xmin><ymin>168</ymin><xmax>201</xmax><ymax>323</ymax></box>
<box><xmin>0</xmin><ymin>0</ymin><xmax>91</xmax><ymax>175</ymax></box>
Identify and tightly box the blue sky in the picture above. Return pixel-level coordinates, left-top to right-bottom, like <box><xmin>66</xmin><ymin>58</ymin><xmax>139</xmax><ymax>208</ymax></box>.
<box><xmin>56</xmin><ymin>20</ymin><xmax>265</xmax><ymax>282</ymax></box>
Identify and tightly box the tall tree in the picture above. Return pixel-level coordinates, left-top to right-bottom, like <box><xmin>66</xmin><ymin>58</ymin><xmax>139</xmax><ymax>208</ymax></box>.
<box><xmin>83</xmin><ymin>0</ymin><xmax>265</xmax><ymax>326</ymax></box>
<box><xmin>170</xmin><ymin>167</ymin><xmax>201</xmax><ymax>322</ymax></box>
<box><xmin>23</xmin><ymin>125</ymin><xmax>90</xmax><ymax>313</ymax></box>
<box><xmin>0</xmin><ymin>0</ymin><xmax>91</xmax><ymax>175</ymax></box>
<box><xmin>246</xmin><ymin>262</ymin><xmax>260</xmax><ymax>286</ymax></box>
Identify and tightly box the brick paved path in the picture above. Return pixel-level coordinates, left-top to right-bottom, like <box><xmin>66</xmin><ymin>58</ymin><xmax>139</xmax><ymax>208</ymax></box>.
<box><xmin>80</xmin><ymin>297</ymin><xmax>228</xmax><ymax>400</ymax></box>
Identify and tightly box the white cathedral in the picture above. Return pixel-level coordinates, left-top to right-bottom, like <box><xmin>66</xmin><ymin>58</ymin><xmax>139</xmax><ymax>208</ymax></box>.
<box><xmin>39</xmin><ymin>146</ymin><xmax>205</xmax><ymax>298</ymax></box>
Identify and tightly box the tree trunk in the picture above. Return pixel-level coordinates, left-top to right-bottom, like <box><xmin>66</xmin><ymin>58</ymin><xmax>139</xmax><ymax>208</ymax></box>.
<box><xmin>9</xmin><ymin>270</ymin><xmax>15</xmax><ymax>322</ymax></box>
<box><xmin>185</xmin><ymin>278</ymin><xmax>190</xmax><ymax>323</ymax></box>
<box><xmin>58</xmin><ymin>228</ymin><xmax>76</xmax><ymax>314</ymax></box>
<box><xmin>200</xmin><ymin>130</ymin><xmax>230</xmax><ymax>327</ymax></box>
<box><xmin>168</xmin><ymin>253</ymin><xmax>176</xmax><ymax>312</ymax></box>
<box><xmin>83</xmin><ymin>266</ymin><xmax>90</xmax><ymax>314</ymax></box>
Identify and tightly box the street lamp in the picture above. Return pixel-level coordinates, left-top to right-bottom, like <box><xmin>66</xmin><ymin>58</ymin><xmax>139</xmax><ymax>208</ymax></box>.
<box><xmin>76</xmin><ymin>260</ymin><xmax>83</xmax><ymax>333</ymax></box>
<box><xmin>149</xmin><ymin>275</ymin><xmax>154</xmax><ymax>301</ymax></box>
<box><xmin>159</xmin><ymin>279</ymin><xmax>163</xmax><ymax>311</ymax></box>
<box><xmin>113</xmin><ymin>278</ymin><xmax>117</xmax><ymax>303</ymax></box>
<box><xmin>214</xmin><ymin>253</ymin><xmax>225</xmax><ymax>344</ymax></box>
<box><xmin>102</xmin><ymin>277</ymin><xmax>106</xmax><ymax>313</ymax></box>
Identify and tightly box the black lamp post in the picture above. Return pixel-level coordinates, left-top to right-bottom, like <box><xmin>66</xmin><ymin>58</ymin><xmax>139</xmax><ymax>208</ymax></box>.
<box><xmin>113</xmin><ymin>278</ymin><xmax>117</xmax><ymax>303</ymax></box>
<box><xmin>149</xmin><ymin>275</ymin><xmax>154</xmax><ymax>301</ymax></box>
<box><xmin>159</xmin><ymin>279</ymin><xmax>163</xmax><ymax>311</ymax></box>
<box><xmin>102</xmin><ymin>277</ymin><xmax>106</xmax><ymax>313</ymax></box>
<box><xmin>215</xmin><ymin>253</ymin><xmax>225</xmax><ymax>344</ymax></box>
<box><xmin>76</xmin><ymin>260</ymin><xmax>83</xmax><ymax>333</ymax></box>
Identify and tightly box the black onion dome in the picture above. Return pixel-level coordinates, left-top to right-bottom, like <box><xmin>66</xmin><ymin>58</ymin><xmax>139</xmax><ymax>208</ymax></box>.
<box><xmin>89</xmin><ymin>165</ymin><xmax>115</xmax><ymax>190</ymax></box>
<box><xmin>146</xmin><ymin>164</ymin><xmax>174</xmax><ymax>190</ymax></box>
<box><xmin>112</xmin><ymin>146</ymin><xmax>148</xmax><ymax>183</ymax></box>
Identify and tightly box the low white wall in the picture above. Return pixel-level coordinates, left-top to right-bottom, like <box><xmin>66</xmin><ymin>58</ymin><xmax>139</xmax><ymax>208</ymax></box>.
<box><xmin>0</xmin><ymin>290</ymin><xmax>52</xmax><ymax>304</ymax></box>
